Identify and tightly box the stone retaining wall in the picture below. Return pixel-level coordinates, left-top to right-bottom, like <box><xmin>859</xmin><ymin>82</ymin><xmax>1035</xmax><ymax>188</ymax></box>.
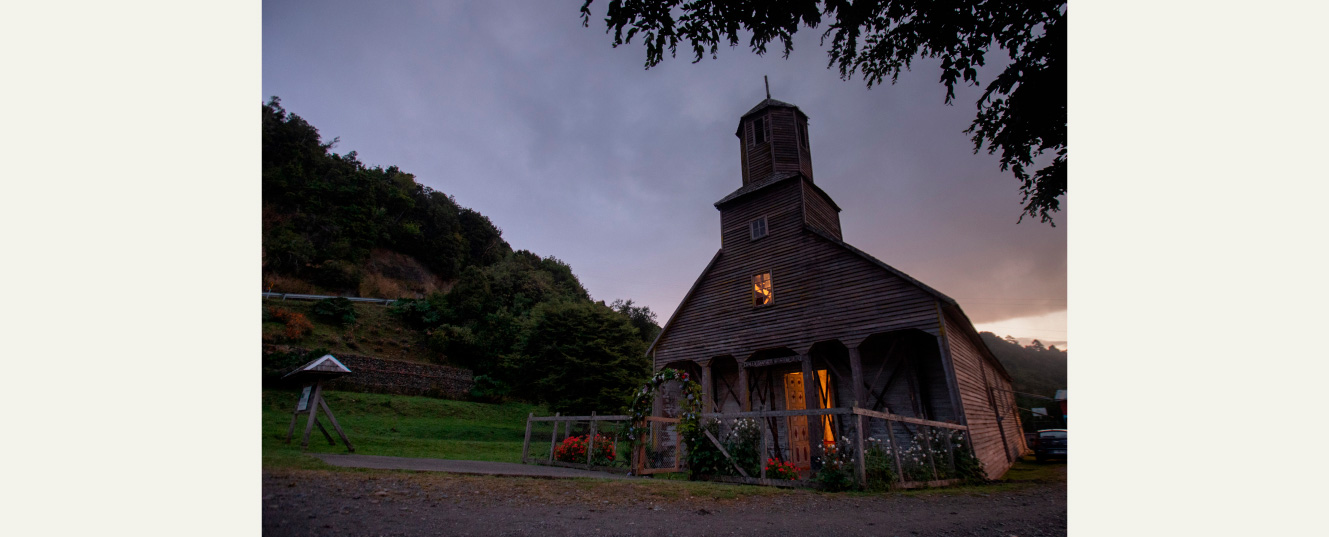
<box><xmin>266</xmin><ymin>345</ymin><xmax>473</xmax><ymax>399</ymax></box>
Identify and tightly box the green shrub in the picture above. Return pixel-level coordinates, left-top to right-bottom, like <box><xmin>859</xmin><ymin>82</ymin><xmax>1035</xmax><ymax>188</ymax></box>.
<box><xmin>686</xmin><ymin>420</ymin><xmax>731</xmax><ymax>479</ymax></box>
<box><xmin>811</xmin><ymin>441</ymin><xmax>856</xmax><ymax>492</ymax></box>
<box><xmin>469</xmin><ymin>374</ymin><xmax>510</xmax><ymax>403</ymax></box>
<box><xmin>312</xmin><ymin>297</ymin><xmax>357</xmax><ymax>326</ymax></box>
<box><xmin>863</xmin><ymin>439</ymin><xmax>897</xmax><ymax>491</ymax></box>
<box><xmin>391</xmin><ymin>298</ymin><xmax>443</xmax><ymax>329</ymax></box>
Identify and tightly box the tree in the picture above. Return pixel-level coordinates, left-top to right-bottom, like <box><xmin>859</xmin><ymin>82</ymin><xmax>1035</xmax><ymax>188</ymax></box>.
<box><xmin>609</xmin><ymin>298</ymin><xmax>662</xmax><ymax>344</ymax></box>
<box><xmin>513</xmin><ymin>301</ymin><xmax>652</xmax><ymax>414</ymax></box>
<box><xmin>580</xmin><ymin>1</ymin><xmax>1066</xmax><ymax>225</ymax></box>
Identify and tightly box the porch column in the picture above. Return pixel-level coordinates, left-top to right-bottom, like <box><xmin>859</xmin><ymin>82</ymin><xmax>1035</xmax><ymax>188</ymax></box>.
<box><xmin>801</xmin><ymin>353</ymin><xmax>824</xmax><ymax>450</ymax></box>
<box><xmin>700</xmin><ymin>359</ymin><xmax>714</xmax><ymax>413</ymax></box>
<box><xmin>738</xmin><ymin>363</ymin><xmax>750</xmax><ymax>411</ymax></box>
<box><xmin>848</xmin><ymin>345</ymin><xmax>865</xmax><ymax>407</ymax></box>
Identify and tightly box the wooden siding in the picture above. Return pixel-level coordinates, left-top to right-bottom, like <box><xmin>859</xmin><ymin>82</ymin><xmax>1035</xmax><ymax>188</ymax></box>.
<box><xmin>802</xmin><ymin>180</ymin><xmax>841</xmax><ymax>240</ymax></box>
<box><xmin>656</xmin><ymin>179</ymin><xmax>940</xmax><ymax>367</ymax></box>
<box><xmin>768</xmin><ymin>108</ymin><xmax>803</xmax><ymax>177</ymax></box>
<box><xmin>943</xmin><ymin>312</ymin><xmax>1024</xmax><ymax>478</ymax></box>
<box><xmin>742</xmin><ymin>117</ymin><xmax>774</xmax><ymax>183</ymax></box>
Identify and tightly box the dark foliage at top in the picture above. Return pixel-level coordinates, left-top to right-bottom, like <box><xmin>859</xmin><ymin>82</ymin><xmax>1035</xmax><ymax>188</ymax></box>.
<box><xmin>263</xmin><ymin>97</ymin><xmax>510</xmax><ymax>290</ymax></box>
<box><xmin>980</xmin><ymin>332</ymin><xmax>1066</xmax><ymax>431</ymax></box>
<box><xmin>581</xmin><ymin>0</ymin><xmax>1066</xmax><ymax>225</ymax></box>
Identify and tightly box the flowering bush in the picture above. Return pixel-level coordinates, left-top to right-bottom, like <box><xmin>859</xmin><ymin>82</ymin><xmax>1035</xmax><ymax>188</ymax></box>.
<box><xmin>811</xmin><ymin>439</ymin><xmax>855</xmax><ymax>491</ymax></box>
<box><xmin>765</xmin><ymin>458</ymin><xmax>800</xmax><ymax>480</ymax></box>
<box><xmin>553</xmin><ymin>433</ymin><xmax>616</xmax><ymax>465</ymax></box>
<box><xmin>863</xmin><ymin>437</ymin><xmax>896</xmax><ymax>491</ymax></box>
<box><xmin>873</xmin><ymin>428</ymin><xmax>986</xmax><ymax>485</ymax></box>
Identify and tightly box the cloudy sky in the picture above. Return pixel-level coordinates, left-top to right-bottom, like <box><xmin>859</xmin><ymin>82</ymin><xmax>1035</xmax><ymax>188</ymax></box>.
<box><xmin>262</xmin><ymin>0</ymin><xmax>1067</xmax><ymax>348</ymax></box>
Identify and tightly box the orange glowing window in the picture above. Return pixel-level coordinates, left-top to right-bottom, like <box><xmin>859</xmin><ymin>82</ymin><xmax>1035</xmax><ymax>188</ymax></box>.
<box><xmin>817</xmin><ymin>370</ymin><xmax>834</xmax><ymax>441</ymax></box>
<box><xmin>752</xmin><ymin>272</ymin><xmax>773</xmax><ymax>306</ymax></box>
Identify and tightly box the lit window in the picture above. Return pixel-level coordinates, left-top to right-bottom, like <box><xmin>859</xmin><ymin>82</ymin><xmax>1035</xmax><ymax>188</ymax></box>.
<box><xmin>749</xmin><ymin>217</ymin><xmax>767</xmax><ymax>240</ymax></box>
<box><xmin>752</xmin><ymin>272</ymin><xmax>773</xmax><ymax>306</ymax></box>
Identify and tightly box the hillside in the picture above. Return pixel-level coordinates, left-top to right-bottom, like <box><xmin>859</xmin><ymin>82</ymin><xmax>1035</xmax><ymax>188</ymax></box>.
<box><xmin>262</xmin><ymin>96</ymin><xmax>510</xmax><ymax>297</ymax></box>
<box><xmin>261</xmin><ymin>98</ymin><xmax>659</xmax><ymax>415</ymax></box>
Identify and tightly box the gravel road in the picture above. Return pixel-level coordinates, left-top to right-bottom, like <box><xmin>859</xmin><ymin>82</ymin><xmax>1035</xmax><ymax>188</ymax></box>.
<box><xmin>263</xmin><ymin>467</ymin><xmax>1065</xmax><ymax>536</ymax></box>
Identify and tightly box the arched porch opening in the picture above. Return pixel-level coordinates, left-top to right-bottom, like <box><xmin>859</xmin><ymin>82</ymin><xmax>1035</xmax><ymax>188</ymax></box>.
<box><xmin>707</xmin><ymin>355</ymin><xmax>742</xmax><ymax>413</ymax></box>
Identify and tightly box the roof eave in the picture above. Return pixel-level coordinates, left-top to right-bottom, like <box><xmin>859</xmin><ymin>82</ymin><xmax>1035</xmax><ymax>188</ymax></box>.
<box><xmin>645</xmin><ymin>250</ymin><xmax>724</xmax><ymax>357</ymax></box>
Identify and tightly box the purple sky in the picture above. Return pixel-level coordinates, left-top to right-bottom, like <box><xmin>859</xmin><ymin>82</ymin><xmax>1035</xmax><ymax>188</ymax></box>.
<box><xmin>262</xmin><ymin>0</ymin><xmax>1067</xmax><ymax>348</ymax></box>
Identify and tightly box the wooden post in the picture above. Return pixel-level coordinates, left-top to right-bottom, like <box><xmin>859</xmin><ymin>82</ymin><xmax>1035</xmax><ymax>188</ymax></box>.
<box><xmin>759</xmin><ymin>404</ymin><xmax>769</xmax><ymax>479</ymax></box>
<box><xmin>587</xmin><ymin>412</ymin><xmax>598</xmax><ymax>469</ymax></box>
<box><xmin>921</xmin><ymin>425</ymin><xmax>939</xmax><ymax>482</ymax></box>
<box><xmin>848</xmin><ymin>346</ymin><xmax>865</xmax><ymax>407</ymax></box>
<box><xmin>738</xmin><ymin>366</ymin><xmax>750</xmax><ymax>411</ymax></box>
<box><xmin>701</xmin><ymin>361</ymin><xmax>714</xmax><ymax>413</ymax></box>
<box><xmin>853</xmin><ymin>408</ymin><xmax>867</xmax><ymax>488</ymax></box>
<box><xmin>316</xmin><ymin>397</ymin><xmax>355</xmax><ymax>452</ymax></box>
<box><xmin>548</xmin><ymin>412</ymin><xmax>560</xmax><ymax>462</ymax></box>
<box><xmin>943</xmin><ymin>429</ymin><xmax>956</xmax><ymax>477</ymax></box>
<box><xmin>285</xmin><ymin>408</ymin><xmax>301</xmax><ymax>444</ymax></box>
<box><xmin>801</xmin><ymin>354</ymin><xmax>824</xmax><ymax>454</ymax></box>
<box><xmin>299</xmin><ymin>381</ymin><xmax>325</xmax><ymax>449</ymax></box>
<box><xmin>521</xmin><ymin>413</ymin><xmax>534</xmax><ymax>464</ymax></box>
<box><xmin>314</xmin><ymin>419</ymin><xmax>335</xmax><ymax>445</ymax></box>
<box><xmin>884</xmin><ymin>419</ymin><xmax>905</xmax><ymax>485</ymax></box>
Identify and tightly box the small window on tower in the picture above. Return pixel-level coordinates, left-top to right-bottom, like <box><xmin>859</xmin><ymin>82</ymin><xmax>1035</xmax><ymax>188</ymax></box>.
<box><xmin>752</xmin><ymin>272</ymin><xmax>773</xmax><ymax>307</ymax></box>
<box><xmin>799</xmin><ymin>121</ymin><xmax>809</xmax><ymax>149</ymax></box>
<box><xmin>749</xmin><ymin>216</ymin><xmax>768</xmax><ymax>240</ymax></box>
<box><xmin>753</xmin><ymin>116</ymin><xmax>767</xmax><ymax>145</ymax></box>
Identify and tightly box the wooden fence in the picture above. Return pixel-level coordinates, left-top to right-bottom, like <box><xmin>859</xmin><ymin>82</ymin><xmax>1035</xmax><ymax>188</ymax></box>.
<box><xmin>521</xmin><ymin>406</ymin><xmax>969</xmax><ymax>488</ymax></box>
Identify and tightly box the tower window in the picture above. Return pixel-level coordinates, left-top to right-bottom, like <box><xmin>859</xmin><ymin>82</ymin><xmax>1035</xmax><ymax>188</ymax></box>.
<box><xmin>749</xmin><ymin>216</ymin><xmax>768</xmax><ymax>240</ymax></box>
<box><xmin>752</xmin><ymin>116</ymin><xmax>768</xmax><ymax>145</ymax></box>
<box><xmin>799</xmin><ymin>121</ymin><xmax>809</xmax><ymax>149</ymax></box>
<box><xmin>752</xmin><ymin>272</ymin><xmax>773</xmax><ymax>307</ymax></box>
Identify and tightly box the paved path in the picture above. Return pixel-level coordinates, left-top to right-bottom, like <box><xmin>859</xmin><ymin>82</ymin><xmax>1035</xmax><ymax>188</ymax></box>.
<box><xmin>311</xmin><ymin>454</ymin><xmax>634</xmax><ymax>480</ymax></box>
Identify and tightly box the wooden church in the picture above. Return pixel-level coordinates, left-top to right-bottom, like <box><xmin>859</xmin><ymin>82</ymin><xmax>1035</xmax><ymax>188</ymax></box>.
<box><xmin>649</xmin><ymin>96</ymin><xmax>1027</xmax><ymax>479</ymax></box>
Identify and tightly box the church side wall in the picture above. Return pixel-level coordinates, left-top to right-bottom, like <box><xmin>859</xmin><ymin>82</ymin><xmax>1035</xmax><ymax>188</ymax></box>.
<box><xmin>944</xmin><ymin>313</ymin><xmax>1023</xmax><ymax>478</ymax></box>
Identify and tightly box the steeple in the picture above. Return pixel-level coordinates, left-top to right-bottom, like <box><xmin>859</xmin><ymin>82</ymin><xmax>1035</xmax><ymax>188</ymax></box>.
<box><xmin>735</xmin><ymin>95</ymin><xmax>813</xmax><ymax>185</ymax></box>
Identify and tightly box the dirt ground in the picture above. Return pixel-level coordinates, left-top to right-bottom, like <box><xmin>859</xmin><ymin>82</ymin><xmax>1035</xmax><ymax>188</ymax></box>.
<box><xmin>262</xmin><ymin>465</ymin><xmax>1066</xmax><ymax>536</ymax></box>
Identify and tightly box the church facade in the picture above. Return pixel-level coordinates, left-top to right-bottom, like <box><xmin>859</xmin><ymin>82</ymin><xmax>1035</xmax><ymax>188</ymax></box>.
<box><xmin>648</xmin><ymin>98</ymin><xmax>1026</xmax><ymax>479</ymax></box>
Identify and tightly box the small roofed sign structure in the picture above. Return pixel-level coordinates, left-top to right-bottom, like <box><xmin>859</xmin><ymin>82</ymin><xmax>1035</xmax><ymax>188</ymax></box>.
<box><xmin>283</xmin><ymin>354</ymin><xmax>355</xmax><ymax>452</ymax></box>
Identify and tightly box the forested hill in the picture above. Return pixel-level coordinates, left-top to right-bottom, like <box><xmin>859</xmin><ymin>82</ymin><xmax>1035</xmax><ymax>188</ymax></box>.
<box><xmin>263</xmin><ymin>97</ymin><xmax>511</xmax><ymax>296</ymax></box>
<box><xmin>262</xmin><ymin>97</ymin><xmax>658</xmax><ymax>414</ymax></box>
<box><xmin>979</xmin><ymin>332</ymin><xmax>1067</xmax><ymax>431</ymax></box>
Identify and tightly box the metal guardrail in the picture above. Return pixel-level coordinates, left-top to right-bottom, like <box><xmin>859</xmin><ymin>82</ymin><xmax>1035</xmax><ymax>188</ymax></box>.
<box><xmin>262</xmin><ymin>292</ymin><xmax>398</xmax><ymax>305</ymax></box>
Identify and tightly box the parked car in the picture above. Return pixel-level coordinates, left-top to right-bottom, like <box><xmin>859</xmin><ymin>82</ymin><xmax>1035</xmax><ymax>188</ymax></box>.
<box><xmin>1033</xmin><ymin>429</ymin><xmax>1067</xmax><ymax>462</ymax></box>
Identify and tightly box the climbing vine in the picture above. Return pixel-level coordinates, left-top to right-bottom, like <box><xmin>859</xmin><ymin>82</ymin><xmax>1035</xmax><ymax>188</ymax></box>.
<box><xmin>624</xmin><ymin>368</ymin><xmax>703</xmax><ymax>469</ymax></box>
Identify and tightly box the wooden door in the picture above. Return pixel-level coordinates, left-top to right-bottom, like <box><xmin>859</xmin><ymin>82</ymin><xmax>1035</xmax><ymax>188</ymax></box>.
<box><xmin>783</xmin><ymin>372</ymin><xmax>811</xmax><ymax>470</ymax></box>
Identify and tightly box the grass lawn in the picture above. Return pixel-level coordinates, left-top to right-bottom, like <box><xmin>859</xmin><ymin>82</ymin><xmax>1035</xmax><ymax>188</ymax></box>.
<box><xmin>262</xmin><ymin>389</ymin><xmax>544</xmax><ymax>469</ymax></box>
<box><xmin>263</xmin><ymin>388</ymin><xmax>1063</xmax><ymax>501</ymax></box>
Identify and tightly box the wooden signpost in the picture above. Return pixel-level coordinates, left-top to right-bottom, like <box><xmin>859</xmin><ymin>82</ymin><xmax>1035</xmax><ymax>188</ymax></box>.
<box><xmin>283</xmin><ymin>354</ymin><xmax>355</xmax><ymax>452</ymax></box>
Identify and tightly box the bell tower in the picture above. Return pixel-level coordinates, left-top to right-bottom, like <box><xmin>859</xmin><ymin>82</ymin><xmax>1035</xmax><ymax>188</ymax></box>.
<box><xmin>736</xmin><ymin>89</ymin><xmax>814</xmax><ymax>185</ymax></box>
